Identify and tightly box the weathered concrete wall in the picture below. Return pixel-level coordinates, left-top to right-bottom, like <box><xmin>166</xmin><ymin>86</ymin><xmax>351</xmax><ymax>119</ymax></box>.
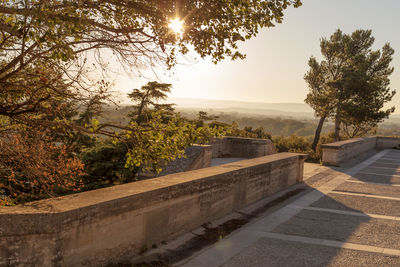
<box><xmin>184</xmin><ymin>145</ymin><xmax>213</xmax><ymax>171</ymax></box>
<box><xmin>209</xmin><ymin>136</ymin><xmax>276</xmax><ymax>158</ymax></box>
<box><xmin>159</xmin><ymin>145</ymin><xmax>212</xmax><ymax>176</ymax></box>
<box><xmin>376</xmin><ymin>136</ymin><xmax>400</xmax><ymax>149</ymax></box>
<box><xmin>321</xmin><ymin>136</ymin><xmax>400</xmax><ymax>166</ymax></box>
<box><xmin>321</xmin><ymin>137</ymin><xmax>377</xmax><ymax>166</ymax></box>
<box><xmin>144</xmin><ymin>137</ymin><xmax>275</xmax><ymax>178</ymax></box>
<box><xmin>0</xmin><ymin>153</ymin><xmax>306</xmax><ymax>266</ymax></box>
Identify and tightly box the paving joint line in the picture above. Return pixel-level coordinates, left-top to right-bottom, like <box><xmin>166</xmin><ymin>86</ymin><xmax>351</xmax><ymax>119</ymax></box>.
<box><xmin>358</xmin><ymin>171</ymin><xmax>400</xmax><ymax>177</ymax></box>
<box><xmin>345</xmin><ymin>180</ymin><xmax>400</xmax><ymax>187</ymax></box>
<box><xmin>377</xmin><ymin>158</ymin><xmax>400</xmax><ymax>162</ymax></box>
<box><xmin>380</xmin><ymin>158</ymin><xmax>400</xmax><ymax>161</ymax></box>
<box><xmin>330</xmin><ymin>190</ymin><xmax>400</xmax><ymax>201</ymax></box>
<box><xmin>260</xmin><ymin>232</ymin><xmax>400</xmax><ymax>257</ymax></box>
<box><xmin>288</xmin><ymin>205</ymin><xmax>400</xmax><ymax>221</ymax></box>
<box><xmin>369</xmin><ymin>162</ymin><xmax>400</xmax><ymax>166</ymax></box>
<box><xmin>364</xmin><ymin>165</ymin><xmax>400</xmax><ymax>170</ymax></box>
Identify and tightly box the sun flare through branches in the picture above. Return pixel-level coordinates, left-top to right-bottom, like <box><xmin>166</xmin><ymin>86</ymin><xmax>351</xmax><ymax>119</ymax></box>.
<box><xmin>168</xmin><ymin>18</ymin><xmax>184</xmax><ymax>36</ymax></box>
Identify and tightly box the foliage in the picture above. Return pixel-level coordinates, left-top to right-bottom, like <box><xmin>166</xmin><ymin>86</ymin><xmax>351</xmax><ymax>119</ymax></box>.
<box><xmin>377</xmin><ymin>124</ymin><xmax>400</xmax><ymax>137</ymax></box>
<box><xmin>0</xmin><ymin>0</ymin><xmax>302</xmax><ymax>66</ymax></box>
<box><xmin>227</xmin><ymin>122</ymin><xmax>272</xmax><ymax>140</ymax></box>
<box><xmin>0</xmin><ymin>129</ymin><xmax>84</xmax><ymax>205</ymax></box>
<box><xmin>80</xmin><ymin>91</ymin><xmax>226</xmax><ymax>189</ymax></box>
<box><xmin>80</xmin><ymin>140</ymin><xmax>131</xmax><ymax>188</ymax></box>
<box><xmin>273</xmin><ymin>135</ymin><xmax>310</xmax><ymax>153</ymax></box>
<box><xmin>124</xmin><ymin>84</ymin><xmax>225</xmax><ymax>174</ymax></box>
<box><xmin>177</xmin><ymin>110</ymin><xmax>321</xmax><ymax>136</ymax></box>
<box><xmin>0</xmin><ymin>0</ymin><xmax>301</xmax><ymax>131</ymax></box>
<box><xmin>80</xmin><ymin>110</ymin><xmax>224</xmax><ymax>187</ymax></box>
<box><xmin>194</xmin><ymin>111</ymin><xmax>220</xmax><ymax>128</ymax></box>
<box><xmin>273</xmin><ymin>133</ymin><xmax>335</xmax><ymax>163</ymax></box>
<box><xmin>305</xmin><ymin>29</ymin><xmax>396</xmax><ymax>144</ymax></box>
<box><xmin>128</xmin><ymin>81</ymin><xmax>175</xmax><ymax>124</ymax></box>
<box><xmin>123</xmin><ymin>112</ymin><xmax>221</xmax><ymax>174</ymax></box>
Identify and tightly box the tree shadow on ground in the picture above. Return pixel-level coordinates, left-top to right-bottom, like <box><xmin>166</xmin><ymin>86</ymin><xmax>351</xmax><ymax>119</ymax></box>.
<box><xmin>121</xmin><ymin>150</ymin><xmax>400</xmax><ymax>266</ymax></box>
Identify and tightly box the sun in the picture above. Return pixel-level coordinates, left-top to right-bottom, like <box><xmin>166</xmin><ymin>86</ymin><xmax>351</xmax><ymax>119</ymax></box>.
<box><xmin>168</xmin><ymin>18</ymin><xmax>184</xmax><ymax>36</ymax></box>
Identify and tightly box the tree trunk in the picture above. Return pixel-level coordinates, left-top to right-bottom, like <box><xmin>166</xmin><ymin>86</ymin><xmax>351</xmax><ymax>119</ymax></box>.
<box><xmin>334</xmin><ymin>107</ymin><xmax>341</xmax><ymax>141</ymax></box>
<box><xmin>311</xmin><ymin>115</ymin><xmax>326</xmax><ymax>151</ymax></box>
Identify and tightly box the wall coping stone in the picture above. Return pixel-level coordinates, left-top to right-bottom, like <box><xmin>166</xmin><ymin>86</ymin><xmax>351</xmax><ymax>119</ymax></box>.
<box><xmin>320</xmin><ymin>137</ymin><xmax>375</xmax><ymax>149</ymax></box>
<box><xmin>320</xmin><ymin>136</ymin><xmax>400</xmax><ymax>150</ymax></box>
<box><xmin>321</xmin><ymin>136</ymin><xmax>400</xmax><ymax>166</ymax></box>
<box><xmin>222</xmin><ymin>136</ymin><xmax>270</xmax><ymax>143</ymax></box>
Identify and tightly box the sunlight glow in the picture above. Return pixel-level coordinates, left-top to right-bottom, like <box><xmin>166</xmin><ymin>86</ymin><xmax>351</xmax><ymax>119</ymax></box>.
<box><xmin>168</xmin><ymin>18</ymin><xmax>184</xmax><ymax>36</ymax></box>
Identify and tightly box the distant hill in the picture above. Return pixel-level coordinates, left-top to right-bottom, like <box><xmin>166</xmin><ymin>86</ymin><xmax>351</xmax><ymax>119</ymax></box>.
<box><xmin>167</xmin><ymin>98</ymin><xmax>315</xmax><ymax>118</ymax></box>
<box><xmin>100</xmin><ymin>97</ymin><xmax>399</xmax><ymax>137</ymax></box>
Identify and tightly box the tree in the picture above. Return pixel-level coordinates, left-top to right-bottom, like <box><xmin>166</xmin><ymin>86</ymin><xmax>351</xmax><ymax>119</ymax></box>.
<box><xmin>0</xmin><ymin>0</ymin><xmax>302</xmax><ymax>165</ymax></box>
<box><xmin>81</xmin><ymin>82</ymin><xmax>225</xmax><ymax>184</ymax></box>
<box><xmin>305</xmin><ymin>29</ymin><xmax>395</xmax><ymax>148</ymax></box>
<box><xmin>123</xmin><ymin>83</ymin><xmax>225</xmax><ymax>175</ymax></box>
<box><xmin>304</xmin><ymin>56</ymin><xmax>335</xmax><ymax>150</ymax></box>
<box><xmin>128</xmin><ymin>81</ymin><xmax>174</xmax><ymax>124</ymax></box>
<box><xmin>0</xmin><ymin>0</ymin><xmax>302</xmax><ymax>131</ymax></box>
<box><xmin>193</xmin><ymin>111</ymin><xmax>219</xmax><ymax>128</ymax></box>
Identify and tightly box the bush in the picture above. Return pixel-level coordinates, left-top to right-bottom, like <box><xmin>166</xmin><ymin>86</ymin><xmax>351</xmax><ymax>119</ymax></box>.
<box><xmin>80</xmin><ymin>140</ymin><xmax>135</xmax><ymax>190</ymax></box>
<box><xmin>272</xmin><ymin>133</ymin><xmax>336</xmax><ymax>163</ymax></box>
<box><xmin>0</xmin><ymin>131</ymin><xmax>85</xmax><ymax>205</ymax></box>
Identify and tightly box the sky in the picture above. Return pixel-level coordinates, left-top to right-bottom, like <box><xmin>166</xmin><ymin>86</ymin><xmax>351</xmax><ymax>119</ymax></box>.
<box><xmin>112</xmin><ymin>0</ymin><xmax>400</xmax><ymax>113</ymax></box>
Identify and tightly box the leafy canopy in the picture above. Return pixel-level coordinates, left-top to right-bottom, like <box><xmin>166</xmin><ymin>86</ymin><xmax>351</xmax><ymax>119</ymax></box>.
<box><xmin>0</xmin><ymin>0</ymin><xmax>302</xmax><ymax>133</ymax></box>
<box><xmin>304</xmin><ymin>29</ymin><xmax>395</xmax><ymax>139</ymax></box>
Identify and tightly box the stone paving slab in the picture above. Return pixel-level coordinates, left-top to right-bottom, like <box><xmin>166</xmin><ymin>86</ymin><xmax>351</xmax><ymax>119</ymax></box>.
<box><xmin>350</xmin><ymin>173</ymin><xmax>400</xmax><ymax>184</ymax></box>
<box><xmin>334</xmin><ymin>181</ymin><xmax>400</xmax><ymax>198</ymax></box>
<box><xmin>310</xmin><ymin>193</ymin><xmax>400</xmax><ymax>216</ymax></box>
<box><xmin>272</xmin><ymin>210</ymin><xmax>400</xmax><ymax>250</ymax></box>
<box><xmin>222</xmin><ymin>237</ymin><xmax>400</xmax><ymax>267</ymax></box>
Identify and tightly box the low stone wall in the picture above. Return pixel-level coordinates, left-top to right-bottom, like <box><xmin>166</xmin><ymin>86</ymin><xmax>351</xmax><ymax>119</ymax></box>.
<box><xmin>376</xmin><ymin>136</ymin><xmax>400</xmax><ymax>149</ymax></box>
<box><xmin>0</xmin><ymin>152</ymin><xmax>306</xmax><ymax>266</ymax></box>
<box><xmin>157</xmin><ymin>137</ymin><xmax>276</xmax><ymax>176</ymax></box>
<box><xmin>209</xmin><ymin>136</ymin><xmax>276</xmax><ymax>158</ymax></box>
<box><xmin>321</xmin><ymin>136</ymin><xmax>400</xmax><ymax>166</ymax></box>
<box><xmin>159</xmin><ymin>145</ymin><xmax>212</xmax><ymax>175</ymax></box>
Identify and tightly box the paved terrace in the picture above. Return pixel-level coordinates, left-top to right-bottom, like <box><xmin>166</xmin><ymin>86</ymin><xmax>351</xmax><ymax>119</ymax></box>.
<box><xmin>179</xmin><ymin>149</ymin><xmax>400</xmax><ymax>266</ymax></box>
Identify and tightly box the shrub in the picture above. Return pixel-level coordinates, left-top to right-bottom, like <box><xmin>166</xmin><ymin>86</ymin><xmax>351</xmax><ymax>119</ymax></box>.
<box><xmin>0</xmin><ymin>131</ymin><xmax>85</xmax><ymax>205</ymax></box>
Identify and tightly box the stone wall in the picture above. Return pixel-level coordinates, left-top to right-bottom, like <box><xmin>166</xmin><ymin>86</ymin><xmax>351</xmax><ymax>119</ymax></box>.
<box><xmin>0</xmin><ymin>152</ymin><xmax>306</xmax><ymax>266</ymax></box>
<box><xmin>157</xmin><ymin>137</ymin><xmax>276</xmax><ymax>177</ymax></box>
<box><xmin>209</xmin><ymin>136</ymin><xmax>276</xmax><ymax>158</ymax></box>
<box><xmin>321</xmin><ymin>136</ymin><xmax>400</xmax><ymax>166</ymax></box>
<box><xmin>376</xmin><ymin>136</ymin><xmax>400</xmax><ymax>149</ymax></box>
<box><xmin>159</xmin><ymin>145</ymin><xmax>213</xmax><ymax>176</ymax></box>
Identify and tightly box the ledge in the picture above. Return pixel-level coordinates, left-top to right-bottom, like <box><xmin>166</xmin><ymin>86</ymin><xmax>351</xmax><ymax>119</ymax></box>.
<box><xmin>321</xmin><ymin>136</ymin><xmax>400</xmax><ymax>166</ymax></box>
<box><xmin>320</xmin><ymin>138</ymin><xmax>365</xmax><ymax>149</ymax></box>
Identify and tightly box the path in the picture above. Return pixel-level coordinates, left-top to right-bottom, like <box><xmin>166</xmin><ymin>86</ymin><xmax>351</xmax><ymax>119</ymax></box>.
<box><xmin>180</xmin><ymin>149</ymin><xmax>400</xmax><ymax>266</ymax></box>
